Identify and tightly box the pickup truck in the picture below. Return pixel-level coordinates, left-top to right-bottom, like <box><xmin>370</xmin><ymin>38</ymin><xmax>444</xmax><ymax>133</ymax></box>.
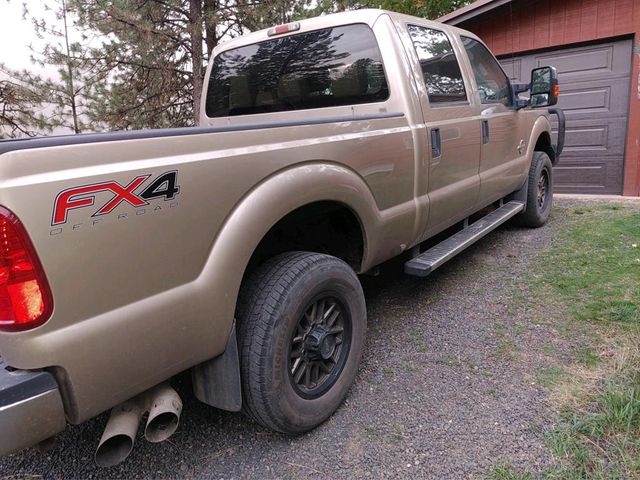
<box><xmin>0</xmin><ymin>8</ymin><xmax>565</xmax><ymax>466</ymax></box>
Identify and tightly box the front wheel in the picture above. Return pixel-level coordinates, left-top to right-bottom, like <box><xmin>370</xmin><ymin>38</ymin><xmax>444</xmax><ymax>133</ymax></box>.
<box><xmin>515</xmin><ymin>151</ymin><xmax>553</xmax><ymax>227</ymax></box>
<box><xmin>236</xmin><ymin>251</ymin><xmax>366</xmax><ymax>434</ymax></box>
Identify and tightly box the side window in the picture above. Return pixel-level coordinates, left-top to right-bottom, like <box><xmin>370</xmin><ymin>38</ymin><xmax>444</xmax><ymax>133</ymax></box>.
<box><xmin>407</xmin><ymin>25</ymin><xmax>467</xmax><ymax>104</ymax></box>
<box><xmin>461</xmin><ymin>36</ymin><xmax>512</xmax><ymax>106</ymax></box>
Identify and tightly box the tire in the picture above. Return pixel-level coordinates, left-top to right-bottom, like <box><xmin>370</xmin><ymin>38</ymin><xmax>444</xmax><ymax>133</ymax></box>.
<box><xmin>236</xmin><ymin>251</ymin><xmax>366</xmax><ymax>434</ymax></box>
<box><xmin>515</xmin><ymin>151</ymin><xmax>553</xmax><ymax>227</ymax></box>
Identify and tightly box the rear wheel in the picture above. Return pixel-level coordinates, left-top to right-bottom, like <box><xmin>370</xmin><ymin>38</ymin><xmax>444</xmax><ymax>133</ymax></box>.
<box><xmin>515</xmin><ymin>151</ymin><xmax>553</xmax><ymax>227</ymax></box>
<box><xmin>236</xmin><ymin>251</ymin><xmax>366</xmax><ymax>434</ymax></box>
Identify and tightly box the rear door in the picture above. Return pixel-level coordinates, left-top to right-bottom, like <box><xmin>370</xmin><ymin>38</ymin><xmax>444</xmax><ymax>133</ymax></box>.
<box><xmin>405</xmin><ymin>24</ymin><xmax>482</xmax><ymax>237</ymax></box>
<box><xmin>461</xmin><ymin>36</ymin><xmax>520</xmax><ymax>204</ymax></box>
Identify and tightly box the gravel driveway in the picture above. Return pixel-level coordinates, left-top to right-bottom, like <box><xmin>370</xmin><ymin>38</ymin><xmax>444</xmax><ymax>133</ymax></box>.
<box><xmin>1</xmin><ymin>201</ymin><xmax>574</xmax><ymax>480</ymax></box>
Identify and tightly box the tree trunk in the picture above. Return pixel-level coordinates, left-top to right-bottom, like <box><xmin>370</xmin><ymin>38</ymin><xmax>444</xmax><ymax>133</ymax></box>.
<box><xmin>189</xmin><ymin>0</ymin><xmax>204</xmax><ymax>124</ymax></box>
<box><xmin>61</xmin><ymin>0</ymin><xmax>80</xmax><ymax>133</ymax></box>
<box><xmin>204</xmin><ymin>0</ymin><xmax>218</xmax><ymax>58</ymax></box>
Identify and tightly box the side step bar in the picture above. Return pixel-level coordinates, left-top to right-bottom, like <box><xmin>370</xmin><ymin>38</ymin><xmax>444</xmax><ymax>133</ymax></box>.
<box><xmin>404</xmin><ymin>201</ymin><xmax>524</xmax><ymax>277</ymax></box>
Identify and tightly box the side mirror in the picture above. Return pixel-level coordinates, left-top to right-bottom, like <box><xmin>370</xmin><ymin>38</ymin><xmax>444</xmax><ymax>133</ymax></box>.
<box><xmin>529</xmin><ymin>66</ymin><xmax>559</xmax><ymax>107</ymax></box>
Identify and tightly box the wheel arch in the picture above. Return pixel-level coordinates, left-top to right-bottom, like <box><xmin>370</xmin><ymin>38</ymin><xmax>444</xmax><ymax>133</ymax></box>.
<box><xmin>534</xmin><ymin>130</ymin><xmax>556</xmax><ymax>164</ymax></box>
<box><xmin>207</xmin><ymin>162</ymin><xmax>379</xmax><ymax>281</ymax></box>
<box><xmin>191</xmin><ymin>162</ymin><xmax>380</xmax><ymax>409</ymax></box>
<box><xmin>528</xmin><ymin>116</ymin><xmax>557</xmax><ymax>165</ymax></box>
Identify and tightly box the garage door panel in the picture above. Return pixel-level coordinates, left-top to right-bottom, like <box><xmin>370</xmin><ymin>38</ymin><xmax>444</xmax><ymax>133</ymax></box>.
<box><xmin>558</xmin><ymin>77</ymin><xmax>630</xmax><ymax>118</ymax></box>
<box><xmin>500</xmin><ymin>38</ymin><xmax>631</xmax><ymax>194</ymax></box>
<box><xmin>551</xmin><ymin>118</ymin><xmax>628</xmax><ymax>157</ymax></box>
<box><xmin>535</xmin><ymin>42</ymin><xmax>632</xmax><ymax>80</ymax></box>
<box><xmin>501</xmin><ymin>41</ymin><xmax>631</xmax><ymax>82</ymax></box>
<box><xmin>554</xmin><ymin>157</ymin><xmax>624</xmax><ymax>194</ymax></box>
<box><xmin>501</xmin><ymin>58</ymin><xmax>525</xmax><ymax>81</ymax></box>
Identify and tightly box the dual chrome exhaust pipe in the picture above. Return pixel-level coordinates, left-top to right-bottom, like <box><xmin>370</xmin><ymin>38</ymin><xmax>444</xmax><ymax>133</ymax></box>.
<box><xmin>95</xmin><ymin>383</ymin><xmax>182</xmax><ymax>467</ymax></box>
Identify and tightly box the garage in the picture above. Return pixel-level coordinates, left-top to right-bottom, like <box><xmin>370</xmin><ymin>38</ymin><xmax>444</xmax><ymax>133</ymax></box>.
<box><xmin>500</xmin><ymin>39</ymin><xmax>632</xmax><ymax>194</ymax></box>
<box><xmin>440</xmin><ymin>0</ymin><xmax>640</xmax><ymax>196</ymax></box>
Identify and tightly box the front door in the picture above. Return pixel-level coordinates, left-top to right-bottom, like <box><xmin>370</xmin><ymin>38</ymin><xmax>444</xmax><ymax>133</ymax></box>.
<box><xmin>406</xmin><ymin>24</ymin><xmax>482</xmax><ymax>238</ymax></box>
<box><xmin>461</xmin><ymin>36</ymin><xmax>520</xmax><ymax>203</ymax></box>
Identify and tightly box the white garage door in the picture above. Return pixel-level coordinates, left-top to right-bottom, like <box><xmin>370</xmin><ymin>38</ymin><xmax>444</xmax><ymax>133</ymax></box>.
<box><xmin>500</xmin><ymin>39</ymin><xmax>632</xmax><ymax>194</ymax></box>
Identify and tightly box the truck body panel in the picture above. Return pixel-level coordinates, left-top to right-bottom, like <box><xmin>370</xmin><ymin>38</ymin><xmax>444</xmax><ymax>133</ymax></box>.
<box><xmin>0</xmin><ymin>9</ymin><xmax>559</xmax><ymax>450</ymax></box>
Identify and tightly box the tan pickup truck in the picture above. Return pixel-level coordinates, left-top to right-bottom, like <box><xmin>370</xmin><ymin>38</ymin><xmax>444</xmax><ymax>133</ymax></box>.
<box><xmin>0</xmin><ymin>9</ymin><xmax>565</xmax><ymax>466</ymax></box>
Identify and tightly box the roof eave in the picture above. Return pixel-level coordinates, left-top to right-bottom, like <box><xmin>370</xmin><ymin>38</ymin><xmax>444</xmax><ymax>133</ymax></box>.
<box><xmin>439</xmin><ymin>0</ymin><xmax>513</xmax><ymax>25</ymax></box>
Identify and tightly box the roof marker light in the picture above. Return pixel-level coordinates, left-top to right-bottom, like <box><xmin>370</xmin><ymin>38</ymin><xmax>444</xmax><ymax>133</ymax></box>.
<box><xmin>267</xmin><ymin>22</ymin><xmax>301</xmax><ymax>37</ymax></box>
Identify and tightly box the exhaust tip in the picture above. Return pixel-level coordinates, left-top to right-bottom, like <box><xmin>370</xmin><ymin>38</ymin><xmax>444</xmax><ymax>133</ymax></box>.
<box><xmin>144</xmin><ymin>411</ymin><xmax>180</xmax><ymax>443</ymax></box>
<box><xmin>144</xmin><ymin>384</ymin><xmax>182</xmax><ymax>443</ymax></box>
<box><xmin>94</xmin><ymin>383</ymin><xmax>182</xmax><ymax>466</ymax></box>
<box><xmin>95</xmin><ymin>400</ymin><xmax>143</xmax><ymax>467</ymax></box>
<box><xmin>95</xmin><ymin>434</ymin><xmax>134</xmax><ymax>467</ymax></box>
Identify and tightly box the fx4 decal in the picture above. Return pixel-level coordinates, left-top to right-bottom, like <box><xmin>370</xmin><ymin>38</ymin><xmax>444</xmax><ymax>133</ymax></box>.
<box><xmin>52</xmin><ymin>171</ymin><xmax>180</xmax><ymax>226</ymax></box>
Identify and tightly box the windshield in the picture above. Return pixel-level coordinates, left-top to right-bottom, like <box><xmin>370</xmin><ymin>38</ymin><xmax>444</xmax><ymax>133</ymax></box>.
<box><xmin>205</xmin><ymin>24</ymin><xmax>389</xmax><ymax>117</ymax></box>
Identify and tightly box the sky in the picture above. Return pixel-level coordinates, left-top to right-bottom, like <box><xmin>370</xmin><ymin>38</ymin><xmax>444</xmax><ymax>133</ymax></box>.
<box><xmin>1</xmin><ymin>1</ymin><xmax>83</xmax><ymax>135</ymax></box>
<box><xmin>0</xmin><ymin>1</ymin><xmax>51</xmax><ymax>71</ymax></box>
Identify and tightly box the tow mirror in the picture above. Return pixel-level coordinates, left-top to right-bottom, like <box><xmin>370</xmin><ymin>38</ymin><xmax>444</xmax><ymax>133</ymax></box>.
<box><xmin>529</xmin><ymin>66</ymin><xmax>559</xmax><ymax>107</ymax></box>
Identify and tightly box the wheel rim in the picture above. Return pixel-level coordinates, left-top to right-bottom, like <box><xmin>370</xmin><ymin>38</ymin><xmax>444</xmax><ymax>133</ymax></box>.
<box><xmin>288</xmin><ymin>296</ymin><xmax>351</xmax><ymax>399</ymax></box>
<box><xmin>537</xmin><ymin>168</ymin><xmax>549</xmax><ymax>211</ymax></box>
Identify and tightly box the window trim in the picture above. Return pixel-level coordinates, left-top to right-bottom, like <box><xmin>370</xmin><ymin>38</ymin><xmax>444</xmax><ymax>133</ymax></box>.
<box><xmin>406</xmin><ymin>23</ymin><xmax>470</xmax><ymax>107</ymax></box>
<box><xmin>205</xmin><ymin>22</ymin><xmax>392</xmax><ymax>119</ymax></box>
<box><xmin>460</xmin><ymin>35</ymin><xmax>514</xmax><ymax>108</ymax></box>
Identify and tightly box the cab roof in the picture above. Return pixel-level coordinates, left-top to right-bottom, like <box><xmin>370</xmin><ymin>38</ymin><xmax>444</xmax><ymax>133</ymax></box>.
<box><xmin>213</xmin><ymin>8</ymin><xmax>475</xmax><ymax>56</ymax></box>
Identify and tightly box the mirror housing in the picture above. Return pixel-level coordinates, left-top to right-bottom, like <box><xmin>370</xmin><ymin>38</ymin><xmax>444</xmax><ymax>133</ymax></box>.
<box><xmin>529</xmin><ymin>66</ymin><xmax>559</xmax><ymax>108</ymax></box>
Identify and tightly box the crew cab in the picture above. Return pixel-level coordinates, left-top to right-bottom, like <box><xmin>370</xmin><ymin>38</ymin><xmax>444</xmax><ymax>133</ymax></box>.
<box><xmin>0</xmin><ymin>9</ymin><xmax>564</xmax><ymax>465</ymax></box>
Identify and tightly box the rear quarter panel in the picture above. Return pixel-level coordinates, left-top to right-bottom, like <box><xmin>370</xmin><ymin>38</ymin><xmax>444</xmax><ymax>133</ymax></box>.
<box><xmin>0</xmin><ymin>111</ymin><xmax>415</xmax><ymax>422</ymax></box>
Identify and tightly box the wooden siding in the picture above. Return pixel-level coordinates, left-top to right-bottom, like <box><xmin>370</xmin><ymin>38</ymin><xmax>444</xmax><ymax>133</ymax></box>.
<box><xmin>460</xmin><ymin>0</ymin><xmax>640</xmax><ymax>56</ymax></box>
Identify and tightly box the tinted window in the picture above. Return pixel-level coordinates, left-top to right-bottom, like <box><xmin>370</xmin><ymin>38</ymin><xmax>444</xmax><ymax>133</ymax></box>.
<box><xmin>407</xmin><ymin>25</ymin><xmax>466</xmax><ymax>104</ymax></box>
<box><xmin>461</xmin><ymin>37</ymin><xmax>512</xmax><ymax>106</ymax></box>
<box><xmin>205</xmin><ymin>24</ymin><xmax>389</xmax><ymax>117</ymax></box>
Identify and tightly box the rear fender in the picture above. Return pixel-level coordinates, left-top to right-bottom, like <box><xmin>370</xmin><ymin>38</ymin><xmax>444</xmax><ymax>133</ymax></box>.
<box><xmin>197</xmin><ymin>161</ymin><xmax>381</xmax><ymax>326</ymax></box>
<box><xmin>189</xmin><ymin>163</ymin><xmax>382</xmax><ymax>410</ymax></box>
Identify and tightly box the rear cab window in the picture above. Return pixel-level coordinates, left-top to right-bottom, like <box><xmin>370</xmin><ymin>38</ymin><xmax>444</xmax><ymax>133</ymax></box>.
<box><xmin>205</xmin><ymin>24</ymin><xmax>390</xmax><ymax>117</ymax></box>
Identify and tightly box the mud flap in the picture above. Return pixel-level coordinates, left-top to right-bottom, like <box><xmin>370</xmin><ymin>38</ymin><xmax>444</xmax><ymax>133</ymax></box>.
<box><xmin>192</xmin><ymin>321</ymin><xmax>242</xmax><ymax>412</ymax></box>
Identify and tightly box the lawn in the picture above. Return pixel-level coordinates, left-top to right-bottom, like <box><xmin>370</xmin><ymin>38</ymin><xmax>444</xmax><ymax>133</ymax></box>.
<box><xmin>490</xmin><ymin>203</ymin><xmax>640</xmax><ymax>479</ymax></box>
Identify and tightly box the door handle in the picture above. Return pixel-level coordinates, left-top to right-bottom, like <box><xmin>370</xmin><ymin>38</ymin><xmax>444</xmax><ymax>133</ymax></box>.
<box><xmin>430</xmin><ymin>128</ymin><xmax>441</xmax><ymax>158</ymax></box>
<box><xmin>482</xmin><ymin>120</ymin><xmax>490</xmax><ymax>144</ymax></box>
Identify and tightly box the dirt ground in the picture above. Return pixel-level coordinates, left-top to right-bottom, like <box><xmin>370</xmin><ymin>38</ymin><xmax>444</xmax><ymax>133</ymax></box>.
<box><xmin>2</xmin><ymin>198</ymin><xmax>596</xmax><ymax>479</ymax></box>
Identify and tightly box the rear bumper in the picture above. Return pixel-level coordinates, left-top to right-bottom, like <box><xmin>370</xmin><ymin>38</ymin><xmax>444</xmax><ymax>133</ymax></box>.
<box><xmin>0</xmin><ymin>357</ymin><xmax>66</xmax><ymax>456</ymax></box>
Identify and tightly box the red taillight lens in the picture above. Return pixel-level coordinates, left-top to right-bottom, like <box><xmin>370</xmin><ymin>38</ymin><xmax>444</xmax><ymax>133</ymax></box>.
<box><xmin>0</xmin><ymin>206</ymin><xmax>52</xmax><ymax>332</ymax></box>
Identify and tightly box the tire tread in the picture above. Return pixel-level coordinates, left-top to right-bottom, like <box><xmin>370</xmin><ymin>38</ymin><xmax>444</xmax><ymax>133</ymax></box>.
<box><xmin>236</xmin><ymin>251</ymin><xmax>353</xmax><ymax>432</ymax></box>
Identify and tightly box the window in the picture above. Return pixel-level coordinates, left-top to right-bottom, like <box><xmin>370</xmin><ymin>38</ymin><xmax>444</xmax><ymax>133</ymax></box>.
<box><xmin>407</xmin><ymin>25</ymin><xmax>466</xmax><ymax>104</ymax></box>
<box><xmin>461</xmin><ymin>36</ymin><xmax>512</xmax><ymax>106</ymax></box>
<box><xmin>205</xmin><ymin>24</ymin><xmax>389</xmax><ymax>117</ymax></box>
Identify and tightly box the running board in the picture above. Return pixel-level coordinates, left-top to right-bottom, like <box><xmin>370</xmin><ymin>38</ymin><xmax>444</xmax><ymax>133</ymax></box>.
<box><xmin>404</xmin><ymin>201</ymin><xmax>524</xmax><ymax>277</ymax></box>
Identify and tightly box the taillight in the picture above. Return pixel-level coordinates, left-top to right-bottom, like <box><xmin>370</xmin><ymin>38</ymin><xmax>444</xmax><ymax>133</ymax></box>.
<box><xmin>0</xmin><ymin>206</ymin><xmax>53</xmax><ymax>332</ymax></box>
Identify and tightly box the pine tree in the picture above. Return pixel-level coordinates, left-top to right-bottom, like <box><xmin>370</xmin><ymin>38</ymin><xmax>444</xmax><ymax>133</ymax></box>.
<box><xmin>0</xmin><ymin>0</ymin><xmax>109</xmax><ymax>136</ymax></box>
<box><xmin>69</xmin><ymin>0</ymin><xmax>307</xmax><ymax>129</ymax></box>
<box><xmin>0</xmin><ymin>74</ymin><xmax>49</xmax><ymax>138</ymax></box>
<box><xmin>1</xmin><ymin>0</ymin><xmax>469</xmax><ymax>137</ymax></box>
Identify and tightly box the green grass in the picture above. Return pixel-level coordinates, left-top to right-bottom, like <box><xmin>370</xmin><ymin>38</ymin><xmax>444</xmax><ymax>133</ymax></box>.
<box><xmin>536</xmin><ymin>366</ymin><xmax>565</xmax><ymax>387</ymax></box>
<box><xmin>528</xmin><ymin>205</ymin><xmax>640</xmax><ymax>479</ymax></box>
<box><xmin>539</xmin><ymin>208</ymin><xmax>639</xmax><ymax>328</ymax></box>
<box><xmin>576</xmin><ymin>347</ymin><xmax>600</xmax><ymax>367</ymax></box>
<box><xmin>408</xmin><ymin>325</ymin><xmax>428</xmax><ymax>353</ymax></box>
<box><xmin>486</xmin><ymin>464</ymin><xmax>533</xmax><ymax>480</ymax></box>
